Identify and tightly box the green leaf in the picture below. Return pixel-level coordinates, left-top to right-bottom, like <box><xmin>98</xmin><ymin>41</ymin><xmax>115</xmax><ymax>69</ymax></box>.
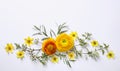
<box><xmin>39</xmin><ymin>59</ymin><xmax>46</xmax><ymax>65</ymax></box>
<box><xmin>40</xmin><ymin>25</ymin><xmax>48</xmax><ymax>37</ymax></box>
<box><xmin>59</xmin><ymin>30</ymin><xmax>68</xmax><ymax>34</ymax></box>
<box><xmin>14</xmin><ymin>43</ymin><xmax>21</xmax><ymax>49</ymax></box>
<box><xmin>66</xmin><ymin>60</ymin><xmax>72</xmax><ymax>68</ymax></box>
<box><xmin>41</xmin><ymin>37</ymin><xmax>49</xmax><ymax>41</ymax></box>
<box><xmin>50</xmin><ymin>29</ymin><xmax>56</xmax><ymax>37</ymax></box>
<box><xmin>42</xmin><ymin>32</ymin><xmax>48</xmax><ymax>36</ymax></box>
<box><xmin>102</xmin><ymin>50</ymin><xmax>105</xmax><ymax>55</ymax></box>
<box><xmin>103</xmin><ymin>44</ymin><xmax>109</xmax><ymax>52</ymax></box>
<box><xmin>33</xmin><ymin>33</ymin><xmax>42</xmax><ymax>36</ymax></box>
<box><xmin>42</xmin><ymin>25</ymin><xmax>46</xmax><ymax>33</ymax></box>
<box><xmin>33</xmin><ymin>25</ymin><xmax>41</xmax><ymax>31</ymax></box>
<box><xmin>70</xmin><ymin>60</ymin><xmax>76</xmax><ymax>62</ymax></box>
<box><xmin>88</xmin><ymin>51</ymin><xmax>92</xmax><ymax>54</ymax></box>
<box><xmin>22</xmin><ymin>44</ymin><xmax>27</xmax><ymax>51</ymax></box>
<box><xmin>50</xmin><ymin>31</ymin><xmax>52</xmax><ymax>37</ymax></box>
<box><xmin>78</xmin><ymin>50</ymin><xmax>82</xmax><ymax>57</ymax></box>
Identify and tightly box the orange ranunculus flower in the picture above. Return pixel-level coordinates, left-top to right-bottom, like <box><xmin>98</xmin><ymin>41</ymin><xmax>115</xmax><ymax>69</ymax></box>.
<box><xmin>42</xmin><ymin>38</ymin><xmax>57</xmax><ymax>55</ymax></box>
<box><xmin>56</xmin><ymin>33</ymin><xmax>74</xmax><ymax>52</ymax></box>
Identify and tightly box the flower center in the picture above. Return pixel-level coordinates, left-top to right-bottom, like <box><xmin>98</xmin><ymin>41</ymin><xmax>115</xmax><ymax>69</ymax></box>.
<box><xmin>109</xmin><ymin>53</ymin><xmax>112</xmax><ymax>57</ymax></box>
<box><xmin>19</xmin><ymin>53</ymin><xmax>22</xmax><ymax>56</ymax></box>
<box><xmin>8</xmin><ymin>47</ymin><xmax>12</xmax><ymax>50</ymax></box>
<box><xmin>47</xmin><ymin>44</ymin><xmax>54</xmax><ymax>51</ymax></box>
<box><xmin>62</xmin><ymin>39</ymin><xmax>67</xmax><ymax>43</ymax></box>
<box><xmin>61</xmin><ymin>39</ymin><xmax>68</xmax><ymax>47</ymax></box>
<box><xmin>72</xmin><ymin>34</ymin><xmax>75</xmax><ymax>37</ymax></box>
<box><xmin>27</xmin><ymin>40</ymin><xmax>31</xmax><ymax>43</ymax></box>
<box><xmin>70</xmin><ymin>54</ymin><xmax>73</xmax><ymax>57</ymax></box>
<box><xmin>53</xmin><ymin>57</ymin><xmax>57</xmax><ymax>61</ymax></box>
<box><xmin>93</xmin><ymin>41</ymin><xmax>96</xmax><ymax>45</ymax></box>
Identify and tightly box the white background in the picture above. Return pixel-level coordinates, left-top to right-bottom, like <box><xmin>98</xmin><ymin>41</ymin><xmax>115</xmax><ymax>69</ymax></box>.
<box><xmin>0</xmin><ymin>0</ymin><xmax>120</xmax><ymax>71</ymax></box>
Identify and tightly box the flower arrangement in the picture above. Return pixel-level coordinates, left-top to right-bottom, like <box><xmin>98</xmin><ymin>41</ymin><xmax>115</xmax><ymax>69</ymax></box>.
<box><xmin>5</xmin><ymin>23</ymin><xmax>114</xmax><ymax>67</ymax></box>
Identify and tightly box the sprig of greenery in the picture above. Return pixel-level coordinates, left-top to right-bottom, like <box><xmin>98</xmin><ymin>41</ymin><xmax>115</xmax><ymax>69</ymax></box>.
<box><xmin>33</xmin><ymin>25</ymin><xmax>48</xmax><ymax>37</ymax></box>
<box><xmin>50</xmin><ymin>29</ymin><xmax>56</xmax><ymax>37</ymax></box>
<box><xmin>82</xmin><ymin>32</ymin><xmax>92</xmax><ymax>40</ymax></box>
<box><xmin>77</xmin><ymin>37</ymin><xmax>87</xmax><ymax>46</ymax></box>
<box><xmin>88</xmin><ymin>51</ymin><xmax>100</xmax><ymax>61</ymax></box>
<box><xmin>57</xmin><ymin>23</ymin><xmax>68</xmax><ymax>34</ymax></box>
<box><xmin>33</xmin><ymin>23</ymin><xmax>68</xmax><ymax>40</ymax></box>
<box><xmin>63</xmin><ymin>59</ymin><xmax>72</xmax><ymax>68</ymax></box>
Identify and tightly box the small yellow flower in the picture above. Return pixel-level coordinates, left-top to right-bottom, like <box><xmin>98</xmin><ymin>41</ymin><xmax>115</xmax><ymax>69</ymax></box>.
<box><xmin>5</xmin><ymin>43</ymin><xmax>14</xmax><ymax>53</ymax></box>
<box><xmin>16</xmin><ymin>51</ymin><xmax>25</xmax><ymax>59</ymax></box>
<box><xmin>24</xmin><ymin>36</ymin><xmax>34</xmax><ymax>46</ymax></box>
<box><xmin>107</xmin><ymin>51</ymin><xmax>115</xmax><ymax>59</ymax></box>
<box><xmin>51</xmin><ymin>56</ymin><xmax>59</xmax><ymax>63</ymax></box>
<box><xmin>68</xmin><ymin>52</ymin><xmax>75</xmax><ymax>60</ymax></box>
<box><xmin>91</xmin><ymin>40</ymin><xmax>99</xmax><ymax>47</ymax></box>
<box><xmin>70</xmin><ymin>32</ymin><xmax>78</xmax><ymax>40</ymax></box>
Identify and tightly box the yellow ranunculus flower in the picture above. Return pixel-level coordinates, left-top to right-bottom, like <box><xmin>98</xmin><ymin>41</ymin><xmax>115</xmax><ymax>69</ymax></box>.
<box><xmin>24</xmin><ymin>36</ymin><xmax>34</xmax><ymax>46</ymax></box>
<box><xmin>70</xmin><ymin>32</ymin><xmax>78</xmax><ymax>40</ymax></box>
<box><xmin>91</xmin><ymin>40</ymin><xmax>99</xmax><ymax>47</ymax></box>
<box><xmin>68</xmin><ymin>52</ymin><xmax>75</xmax><ymax>60</ymax></box>
<box><xmin>16</xmin><ymin>51</ymin><xmax>25</xmax><ymax>59</ymax></box>
<box><xmin>107</xmin><ymin>51</ymin><xmax>115</xmax><ymax>59</ymax></box>
<box><xmin>56</xmin><ymin>33</ymin><xmax>74</xmax><ymax>52</ymax></box>
<box><xmin>51</xmin><ymin>56</ymin><xmax>59</xmax><ymax>63</ymax></box>
<box><xmin>5</xmin><ymin>43</ymin><xmax>14</xmax><ymax>53</ymax></box>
